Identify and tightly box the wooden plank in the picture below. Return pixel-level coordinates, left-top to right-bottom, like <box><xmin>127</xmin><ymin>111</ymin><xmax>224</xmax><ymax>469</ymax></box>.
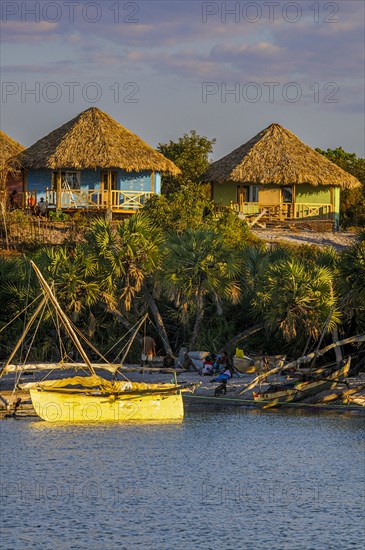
<box><xmin>247</xmin><ymin>209</ymin><xmax>267</xmax><ymax>228</ymax></box>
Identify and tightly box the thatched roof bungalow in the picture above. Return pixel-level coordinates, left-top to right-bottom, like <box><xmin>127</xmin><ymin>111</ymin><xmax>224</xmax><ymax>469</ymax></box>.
<box><xmin>0</xmin><ymin>130</ymin><xmax>25</xmax><ymax>196</ymax></box>
<box><xmin>18</xmin><ymin>107</ymin><xmax>180</xmax><ymax>212</ymax></box>
<box><xmin>205</xmin><ymin>123</ymin><xmax>361</xmax><ymax>226</ymax></box>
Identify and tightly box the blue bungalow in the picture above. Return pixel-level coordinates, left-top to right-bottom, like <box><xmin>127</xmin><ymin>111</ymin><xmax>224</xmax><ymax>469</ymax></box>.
<box><xmin>18</xmin><ymin>108</ymin><xmax>180</xmax><ymax>213</ymax></box>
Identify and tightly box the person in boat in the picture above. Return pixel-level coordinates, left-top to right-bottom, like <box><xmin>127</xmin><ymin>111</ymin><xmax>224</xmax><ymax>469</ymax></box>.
<box><xmin>141</xmin><ymin>335</ymin><xmax>156</xmax><ymax>367</ymax></box>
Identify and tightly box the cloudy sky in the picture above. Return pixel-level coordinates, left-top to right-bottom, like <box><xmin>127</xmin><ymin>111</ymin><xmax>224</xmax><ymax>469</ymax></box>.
<box><xmin>1</xmin><ymin>0</ymin><xmax>364</xmax><ymax>159</ymax></box>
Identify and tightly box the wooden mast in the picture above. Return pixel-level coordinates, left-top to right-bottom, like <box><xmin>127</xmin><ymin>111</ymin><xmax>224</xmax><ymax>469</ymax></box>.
<box><xmin>30</xmin><ymin>261</ymin><xmax>96</xmax><ymax>376</ymax></box>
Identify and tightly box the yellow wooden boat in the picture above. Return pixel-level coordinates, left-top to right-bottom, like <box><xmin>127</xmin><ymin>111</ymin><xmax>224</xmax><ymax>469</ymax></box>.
<box><xmin>1</xmin><ymin>261</ymin><xmax>196</xmax><ymax>422</ymax></box>
<box><xmin>21</xmin><ymin>376</ymin><xmax>184</xmax><ymax>422</ymax></box>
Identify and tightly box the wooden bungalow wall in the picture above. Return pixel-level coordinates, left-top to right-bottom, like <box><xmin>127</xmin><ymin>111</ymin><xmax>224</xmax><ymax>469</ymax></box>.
<box><xmin>212</xmin><ymin>182</ymin><xmax>339</xmax><ymax>224</ymax></box>
<box><xmin>26</xmin><ymin>169</ymin><xmax>161</xmax><ymax>197</ymax></box>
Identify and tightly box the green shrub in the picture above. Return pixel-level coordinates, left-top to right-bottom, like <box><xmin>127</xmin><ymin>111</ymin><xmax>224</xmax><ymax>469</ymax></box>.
<box><xmin>49</xmin><ymin>210</ymin><xmax>70</xmax><ymax>222</ymax></box>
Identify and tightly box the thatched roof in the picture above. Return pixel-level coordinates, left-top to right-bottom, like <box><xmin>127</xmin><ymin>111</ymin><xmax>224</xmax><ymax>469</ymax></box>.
<box><xmin>19</xmin><ymin>108</ymin><xmax>181</xmax><ymax>174</ymax></box>
<box><xmin>204</xmin><ymin>123</ymin><xmax>361</xmax><ymax>189</ymax></box>
<box><xmin>0</xmin><ymin>130</ymin><xmax>25</xmax><ymax>172</ymax></box>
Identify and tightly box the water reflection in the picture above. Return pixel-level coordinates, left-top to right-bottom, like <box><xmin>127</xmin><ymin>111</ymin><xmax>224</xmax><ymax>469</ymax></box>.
<box><xmin>1</xmin><ymin>409</ymin><xmax>364</xmax><ymax>550</ymax></box>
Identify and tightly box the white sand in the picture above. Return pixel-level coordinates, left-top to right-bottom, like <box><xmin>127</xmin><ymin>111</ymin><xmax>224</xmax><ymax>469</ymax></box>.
<box><xmin>252</xmin><ymin>228</ymin><xmax>358</xmax><ymax>251</ymax></box>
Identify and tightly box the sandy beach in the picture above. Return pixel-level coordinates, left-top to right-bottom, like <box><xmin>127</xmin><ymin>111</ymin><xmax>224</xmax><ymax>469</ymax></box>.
<box><xmin>252</xmin><ymin>228</ymin><xmax>358</xmax><ymax>251</ymax></box>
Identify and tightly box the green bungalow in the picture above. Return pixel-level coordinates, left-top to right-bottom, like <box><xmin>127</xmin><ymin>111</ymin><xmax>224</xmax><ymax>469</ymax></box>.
<box><xmin>205</xmin><ymin>123</ymin><xmax>361</xmax><ymax>227</ymax></box>
<box><xmin>17</xmin><ymin>108</ymin><xmax>180</xmax><ymax>213</ymax></box>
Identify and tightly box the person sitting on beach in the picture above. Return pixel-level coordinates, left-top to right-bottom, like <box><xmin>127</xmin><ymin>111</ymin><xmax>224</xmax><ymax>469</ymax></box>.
<box><xmin>201</xmin><ymin>356</ymin><xmax>215</xmax><ymax>376</ymax></box>
<box><xmin>210</xmin><ymin>366</ymin><xmax>233</xmax><ymax>383</ymax></box>
<box><xmin>180</xmin><ymin>352</ymin><xmax>198</xmax><ymax>372</ymax></box>
<box><xmin>214</xmin><ymin>351</ymin><xmax>231</xmax><ymax>373</ymax></box>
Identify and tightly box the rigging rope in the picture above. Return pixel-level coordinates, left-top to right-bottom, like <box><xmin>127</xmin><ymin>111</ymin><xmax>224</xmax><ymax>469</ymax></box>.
<box><xmin>64</xmin><ymin>317</ymin><xmax>136</xmax><ymax>381</ymax></box>
<box><xmin>19</xmin><ymin>264</ymin><xmax>33</xmax><ymax>362</ymax></box>
<box><xmin>11</xmin><ymin>298</ymin><xmax>48</xmax><ymax>398</ymax></box>
<box><xmin>102</xmin><ymin>315</ymin><xmax>147</xmax><ymax>361</ymax></box>
<box><xmin>0</xmin><ymin>293</ymin><xmax>44</xmax><ymax>334</ymax></box>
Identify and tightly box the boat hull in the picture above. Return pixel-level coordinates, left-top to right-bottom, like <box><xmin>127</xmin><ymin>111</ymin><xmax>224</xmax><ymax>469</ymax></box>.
<box><xmin>253</xmin><ymin>360</ymin><xmax>351</xmax><ymax>405</ymax></box>
<box><xmin>346</xmin><ymin>394</ymin><xmax>365</xmax><ymax>407</ymax></box>
<box><xmin>30</xmin><ymin>389</ymin><xmax>184</xmax><ymax>422</ymax></box>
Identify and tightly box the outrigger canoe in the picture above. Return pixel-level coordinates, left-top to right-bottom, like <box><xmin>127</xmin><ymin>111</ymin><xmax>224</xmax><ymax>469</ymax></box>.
<box><xmin>252</xmin><ymin>358</ymin><xmax>351</xmax><ymax>406</ymax></box>
<box><xmin>20</xmin><ymin>376</ymin><xmax>185</xmax><ymax>422</ymax></box>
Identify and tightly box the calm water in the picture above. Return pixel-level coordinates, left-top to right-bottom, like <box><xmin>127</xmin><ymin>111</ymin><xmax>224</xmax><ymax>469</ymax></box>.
<box><xmin>1</xmin><ymin>407</ymin><xmax>364</xmax><ymax>550</ymax></box>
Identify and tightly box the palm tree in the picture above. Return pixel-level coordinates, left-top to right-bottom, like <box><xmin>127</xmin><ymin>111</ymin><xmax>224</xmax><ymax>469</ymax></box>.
<box><xmin>0</xmin><ymin>255</ymin><xmax>65</xmax><ymax>361</ymax></box>
<box><xmin>39</xmin><ymin>246</ymin><xmax>101</xmax><ymax>322</ymax></box>
<box><xmin>240</xmin><ymin>246</ymin><xmax>271</xmax><ymax>304</ymax></box>
<box><xmin>162</xmin><ymin>228</ymin><xmax>240</xmax><ymax>349</ymax></box>
<box><xmin>253</xmin><ymin>258</ymin><xmax>340</xmax><ymax>345</ymax></box>
<box><xmin>337</xmin><ymin>241</ymin><xmax>365</xmax><ymax>333</ymax></box>
<box><xmin>85</xmin><ymin>215</ymin><xmax>173</xmax><ymax>354</ymax></box>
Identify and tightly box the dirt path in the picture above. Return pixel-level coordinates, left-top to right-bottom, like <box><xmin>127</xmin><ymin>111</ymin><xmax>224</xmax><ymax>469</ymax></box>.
<box><xmin>252</xmin><ymin>229</ymin><xmax>358</xmax><ymax>250</ymax></box>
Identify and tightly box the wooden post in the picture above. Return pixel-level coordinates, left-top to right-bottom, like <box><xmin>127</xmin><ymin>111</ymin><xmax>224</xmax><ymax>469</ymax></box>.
<box><xmin>151</xmin><ymin>171</ymin><xmax>155</xmax><ymax>194</ymax></box>
<box><xmin>56</xmin><ymin>169</ymin><xmax>62</xmax><ymax>209</ymax></box>
<box><xmin>106</xmin><ymin>169</ymin><xmax>113</xmax><ymax>220</ymax></box>
<box><xmin>330</xmin><ymin>187</ymin><xmax>334</xmax><ymax>220</ymax></box>
<box><xmin>100</xmin><ymin>171</ymin><xmax>105</xmax><ymax>208</ymax></box>
<box><xmin>22</xmin><ymin>170</ymin><xmax>28</xmax><ymax>209</ymax></box>
<box><xmin>107</xmin><ymin>169</ymin><xmax>111</xmax><ymax>208</ymax></box>
<box><xmin>23</xmin><ymin>169</ymin><xmax>28</xmax><ymax>195</ymax></box>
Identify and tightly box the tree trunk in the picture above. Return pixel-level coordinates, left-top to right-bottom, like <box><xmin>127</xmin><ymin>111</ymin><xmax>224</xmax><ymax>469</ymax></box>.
<box><xmin>100</xmin><ymin>303</ymin><xmax>142</xmax><ymax>344</ymax></box>
<box><xmin>142</xmin><ymin>284</ymin><xmax>172</xmax><ymax>355</ymax></box>
<box><xmin>0</xmin><ymin>202</ymin><xmax>9</xmax><ymax>250</ymax></box>
<box><xmin>332</xmin><ymin>327</ymin><xmax>343</xmax><ymax>363</ymax></box>
<box><xmin>221</xmin><ymin>324</ymin><xmax>264</xmax><ymax>354</ymax></box>
<box><xmin>189</xmin><ymin>292</ymin><xmax>204</xmax><ymax>350</ymax></box>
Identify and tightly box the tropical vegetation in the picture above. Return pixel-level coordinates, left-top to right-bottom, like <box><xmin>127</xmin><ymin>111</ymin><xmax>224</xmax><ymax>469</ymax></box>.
<box><xmin>1</xmin><ymin>206</ymin><xmax>364</xmax><ymax>364</ymax></box>
<box><xmin>316</xmin><ymin>147</ymin><xmax>365</xmax><ymax>227</ymax></box>
<box><xmin>0</xmin><ymin>136</ymin><xmax>364</xmax><ymax>365</ymax></box>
